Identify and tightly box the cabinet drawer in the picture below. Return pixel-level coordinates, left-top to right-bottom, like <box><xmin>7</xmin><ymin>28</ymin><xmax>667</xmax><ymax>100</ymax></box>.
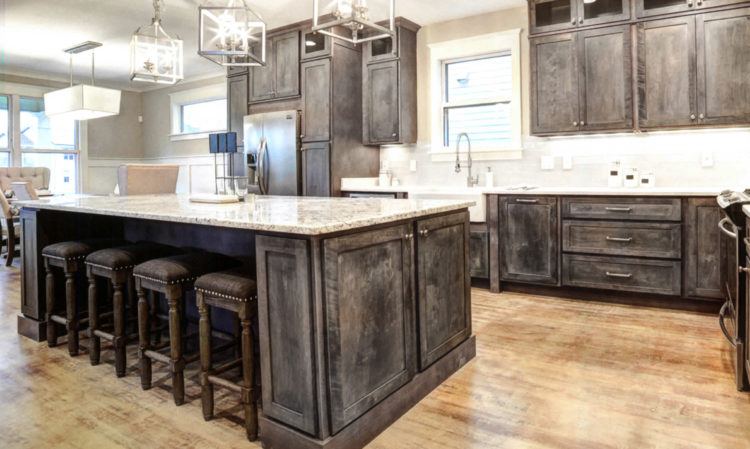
<box><xmin>562</xmin><ymin>197</ymin><xmax>681</xmax><ymax>221</ymax></box>
<box><xmin>562</xmin><ymin>254</ymin><xmax>681</xmax><ymax>295</ymax></box>
<box><xmin>562</xmin><ymin>220</ymin><xmax>681</xmax><ymax>258</ymax></box>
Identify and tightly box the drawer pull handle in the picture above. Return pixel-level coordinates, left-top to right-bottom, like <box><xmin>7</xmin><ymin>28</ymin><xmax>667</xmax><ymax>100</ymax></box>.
<box><xmin>606</xmin><ymin>236</ymin><xmax>633</xmax><ymax>243</ymax></box>
<box><xmin>516</xmin><ymin>199</ymin><xmax>539</xmax><ymax>204</ymax></box>
<box><xmin>605</xmin><ymin>271</ymin><xmax>633</xmax><ymax>279</ymax></box>
<box><xmin>605</xmin><ymin>207</ymin><xmax>632</xmax><ymax>213</ymax></box>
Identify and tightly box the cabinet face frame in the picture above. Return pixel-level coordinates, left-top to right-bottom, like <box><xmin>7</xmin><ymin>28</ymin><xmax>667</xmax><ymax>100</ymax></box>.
<box><xmin>579</xmin><ymin>0</ymin><xmax>632</xmax><ymax>26</ymax></box>
<box><xmin>635</xmin><ymin>0</ymin><xmax>695</xmax><ymax>19</ymax></box>
<box><xmin>530</xmin><ymin>0</ymin><xmax>579</xmax><ymax>34</ymax></box>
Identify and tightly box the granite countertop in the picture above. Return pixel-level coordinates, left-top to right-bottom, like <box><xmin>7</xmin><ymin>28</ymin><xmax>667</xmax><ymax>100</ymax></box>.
<box><xmin>341</xmin><ymin>184</ymin><xmax>722</xmax><ymax>197</ymax></box>
<box><xmin>18</xmin><ymin>194</ymin><xmax>474</xmax><ymax>235</ymax></box>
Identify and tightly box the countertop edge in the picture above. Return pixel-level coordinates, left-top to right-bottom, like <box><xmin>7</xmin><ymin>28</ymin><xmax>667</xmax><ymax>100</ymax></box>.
<box><xmin>341</xmin><ymin>186</ymin><xmax>722</xmax><ymax>197</ymax></box>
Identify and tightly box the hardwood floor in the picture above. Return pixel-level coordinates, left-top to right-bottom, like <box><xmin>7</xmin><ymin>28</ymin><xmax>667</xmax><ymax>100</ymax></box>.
<box><xmin>1</xmin><ymin>261</ymin><xmax>749</xmax><ymax>449</ymax></box>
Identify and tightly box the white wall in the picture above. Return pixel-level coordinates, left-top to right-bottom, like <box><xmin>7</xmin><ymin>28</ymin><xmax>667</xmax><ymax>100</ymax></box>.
<box><xmin>382</xmin><ymin>7</ymin><xmax>750</xmax><ymax>190</ymax></box>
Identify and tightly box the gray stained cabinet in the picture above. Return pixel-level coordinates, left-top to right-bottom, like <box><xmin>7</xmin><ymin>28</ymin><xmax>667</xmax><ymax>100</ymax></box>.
<box><xmin>249</xmin><ymin>30</ymin><xmax>300</xmax><ymax>103</ymax></box>
<box><xmin>531</xmin><ymin>26</ymin><xmax>632</xmax><ymax>135</ymax></box>
<box><xmin>635</xmin><ymin>0</ymin><xmax>747</xmax><ymax>18</ymax></box>
<box><xmin>365</xmin><ymin>60</ymin><xmax>400</xmax><ymax>143</ymax></box>
<box><xmin>530</xmin><ymin>0</ymin><xmax>631</xmax><ymax>34</ymax></box>
<box><xmin>227</xmin><ymin>72</ymin><xmax>248</xmax><ymax>145</ymax></box>
<box><xmin>323</xmin><ymin>224</ymin><xmax>416</xmax><ymax>433</ymax></box>
<box><xmin>301</xmin><ymin>58</ymin><xmax>331</xmax><ymax>142</ymax></box>
<box><xmin>684</xmin><ymin>198</ymin><xmax>723</xmax><ymax>299</ymax></box>
<box><xmin>499</xmin><ymin>196</ymin><xmax>559</xmax><ymax>285</ymax></box>
<box><xmin>416</xmin><ymin>213</ymin><xmax>472</xmax><ymax>370</ymax></box>
<box><xmin>301</xmin><ymin>142</ymin><xmax>330</xmax><ymax>197</ymax></box>
<box><xmin>470</xmin><ymin>224</ymin><xmax>490</xmax><ymax>279</ymax></box>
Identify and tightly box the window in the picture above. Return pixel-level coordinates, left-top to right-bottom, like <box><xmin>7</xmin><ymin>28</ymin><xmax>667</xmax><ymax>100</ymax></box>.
<box><xmin>443</xmin><ymin>54</ymin><xmax>513</xmax><ymax>148</ymax></box>
<box><xmin>428</xmin><ymin>30</ymin><xmax>522</xmax><ymax>160</ymax></box>
<box><xmin>20</xmin><ymin>97</ymin><xmax>77</xmax><ymax>150</ymax></box>
<box><xmin>0</xmin><ymin>95</ymin><xmax>8</xmax><ymax>167</ymax></box>
<box><xmin>180</xmin><ymin>98</ymin><xmax>227</xmax><ymax>134</ymax></box>
<box><xmin>22</xmin><ymin>153</ymin><xmax>78</xmax><ymax>194</ymax></box>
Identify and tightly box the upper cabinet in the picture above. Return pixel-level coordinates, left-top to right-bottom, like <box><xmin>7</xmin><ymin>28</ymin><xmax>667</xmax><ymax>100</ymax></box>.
<box><xmin>635</xmin><ymin>0</ymin><xmax>747</xmax><ymax>18</ymax></box>
<box><xmin>300</xmin><ymin>29</ymin><xmax>331</xmax><ymax>61</ymax></box>
<box><xmin>529</xmin><ymin>0</ymin><xmax>630</xmax><ymax>34</ymax></box>
<box><xmin>227</xmin><ymin>72</ymin><xmax>249</xmax><ymax>145</ymax></box>
<box><xmin>531</xmin><ymin>26</ymin><xmax>632</xmax><ymax>135</ymax></box>
<box><xmin>362</xmin><ymin>20</ymin><xmax>419</xmax><ymax>145</ymax></box>
<box><xmin>249</xmin><ymin>30</ymin><xmax>300</xmax><ymax>103</ymax></box>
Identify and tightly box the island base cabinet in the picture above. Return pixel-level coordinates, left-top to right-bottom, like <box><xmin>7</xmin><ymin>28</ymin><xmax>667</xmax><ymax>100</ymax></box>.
<box><xmin>416</xmin><ymin>212</ymin><xmax>472</xmax><ymax>370</ymax></box>
<box><xmin>323</xmin><ymin>224</ymin><xmax>416</xmax><ymax>434</ymax></box>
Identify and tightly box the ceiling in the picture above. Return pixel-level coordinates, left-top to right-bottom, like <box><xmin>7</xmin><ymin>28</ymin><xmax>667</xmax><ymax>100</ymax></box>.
<box><xmin>1</xmin><ymin>0</ymin><xmax>523</xmax><ymax>92</ymax></box>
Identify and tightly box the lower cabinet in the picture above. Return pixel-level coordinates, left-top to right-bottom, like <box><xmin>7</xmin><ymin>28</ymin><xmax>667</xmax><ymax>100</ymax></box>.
<box><xmin>499</xmin><ymin>196</ymin><xmax>559</xmax><ymax>285</ymax></box>
<box><xmin>684</xmin><ymin>198</ymin><xmax>723</xmax><ymax>298</ymax></box>
<box><xmin>562</xmin><ymin>254</ymin><xmax>682</xmax><ymax>296</ymax></box>
<box><xmin>469</xmin><ymin>223</ymin><xmax>489</xmax><ymax>279</ymax></box>
<box><xmin>323</xmin><ymin>224</ymin><xmax>416</xmax><ymax>433</ymax></box>
<box><xmin>301</xmin><ymin>142</ymin><xmax>331</xmax><ymax>197</ymax></box>
<box><xmin>416</xmin><ymin>213</ymin><xmax>472</xmax><ymax>369</ymax></box>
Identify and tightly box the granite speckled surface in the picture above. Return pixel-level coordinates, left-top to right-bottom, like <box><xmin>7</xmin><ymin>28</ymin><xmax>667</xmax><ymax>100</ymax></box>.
<box><xmin>18</xmin><ymin>194</ymin><xmax>474</xmax><ymax>235</ymax></box>
<box><xmin>341</xmin><ymin>184</ymin><xmax>723</xmax><ymax>197</ymax></box>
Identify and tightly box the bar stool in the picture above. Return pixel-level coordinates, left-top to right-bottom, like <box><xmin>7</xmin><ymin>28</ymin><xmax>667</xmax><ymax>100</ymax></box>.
<box><xmin>133</xmin><ymin>252</ymin><xmax>240</xmax><ymax>405</ymax></box>
<box><xmin>43</xmin><ymin>238</ymin><xmax>123</xmax><ymax>356</ymax></box>
<box><xmin>195</xmin><ymin>269</ymin><xmax>259</xmax><ymax>441</ymax></box>
<box><xmin>85</xmin><ymin>242</ymin><xmax>181</xmax><ymax>377</ymax></box>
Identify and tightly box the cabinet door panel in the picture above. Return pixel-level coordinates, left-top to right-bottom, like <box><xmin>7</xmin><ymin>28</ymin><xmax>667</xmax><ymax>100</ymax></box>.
<box><xmin>637</xmin><ymin>17</ymin><xmax>697</xmax><ymax>128</ymax></box>
<box><xmin>580</xmin><ymin>0</ymin><xmax>630</xmax><ymax>26</ymax></box>
<box><xmin>323</xmin><ymin>225</ymin><xmax>415</xmax><ymax>433</ymax></box>
<box><xmin>579</xmin><ymin>26</ymin><xmax>632</xmax><ymax>131</ymax></box>
<box><xmin>301</xmin><ymin>59</ymin><xmax>331</xmax><ymax>142</ymax></box>
<box><xmin>227</xmin><ymin>74</ymin><xmax>248</xmax><ymax>145</ymax></box>
<box><xmin>274</xmin><ymin>31</ymin><xmax>301</xmax><ymax>99</ymax></box>
<box><xmin>417</xmin><ymin>212</ymin><xmax>471</xmax><ymax>370</ymax></box>
<box><xmin>499</xmin><ymin>196</ymin><xmax>559</xmax><ymax>285</ymax></box>
<box><xmin>366</xmin><ymin>60</ymin><xmax>400</xmax><ymax>143</ymax></box>
<box><xmin>531</xmin><ymin>34</ymin><xmax>580</xmax><ymax>134</ymax></box>
<box><xmin>684</xmin><ymin>198</ymin><xmax>723</xmax><ymax>299</ymax></box>
<box><xmin>530</xmin><ymin>0</ymin><xmax>578</xmax><ymax>34</ymax></box>
<box><xmin>250</xmin><ymin>40</ymin><xmax>275</xmax><ymax>102</ymax></box>
<box><xmin>697</xmin><ymin>8</ymin><xmax>750</xmax><ymax>126</ymax></box>
<box><xmin>470</xmin><ymin>224</ymin><xmax>489</xmax><ymax>279</ymax></box>
<box><xmin>301</xmin><ymin>143</ymin><xmax>330</xmax><ymax>197</ymax></box>
<box><xmin>636</xmin><ymin>0</ymin><xmax>693</xmax><ymax>19</ymax></box>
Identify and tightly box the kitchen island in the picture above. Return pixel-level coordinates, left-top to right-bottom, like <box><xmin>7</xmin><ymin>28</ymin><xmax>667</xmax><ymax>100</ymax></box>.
<box><xmin>17</xmin><ymin>194</ymin><xmax>476</xmax><ymax>449</ymax></box>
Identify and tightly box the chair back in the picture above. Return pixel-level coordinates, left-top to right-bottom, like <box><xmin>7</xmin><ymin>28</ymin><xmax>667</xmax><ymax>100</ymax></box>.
<box><xmin>11</xmin><ymin>182</ymin><xmax>39</xmax><ymax>201</ymax></box>
<box><xmin>117</xmin><ymin>164</ymin><xmax>180</xmax><ymax>196</ymax></box>
<box><xmin>0</xmin><ymin>167</ymin><xmax>50</xmax><ymax>192</ymax></box>
<box><xmin>0</xmin><ymin>193</ymin><xmax>14</xmax><ymax>220</ymax></box>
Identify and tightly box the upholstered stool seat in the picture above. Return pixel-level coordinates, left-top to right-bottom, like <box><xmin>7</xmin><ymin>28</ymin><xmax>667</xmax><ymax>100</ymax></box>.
<box><xmin>134</xmin><ymin>252</ymin><xmax>240</xmax><ymax>405</ymax></box>
<box><xmin>43</xmin><ymin>238</ymin><xmax>124</xmax><ymax>356</ymax></box>
<box><xmin>86</xmin><ymin>242</ymin><xmax>181</xmax><ymax>377</ymax></box>
<box><xmin>195</xmin><ymin>269</ymin><xmax>259</xmax><ymax>441</ymax></box>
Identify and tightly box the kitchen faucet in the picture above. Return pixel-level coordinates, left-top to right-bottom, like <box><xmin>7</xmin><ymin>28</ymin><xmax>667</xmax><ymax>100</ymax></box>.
<box><xmin>454</xmin><ymin>132</ymin><xmax>479</xmax><ymax>187</ymax></box>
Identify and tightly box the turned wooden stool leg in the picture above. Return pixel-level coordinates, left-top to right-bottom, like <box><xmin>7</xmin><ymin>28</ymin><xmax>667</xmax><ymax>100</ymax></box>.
<box><xmin>65</xmin><ymin>270</ymin><xmax>79</xmax><ymax>356</ymax></box>
<box><xmin>198</xmin><ymin>292</ymin><xmax>214</xmax><ymax>420</ymax></box>
<box><xmin>137</xmin><ymin>284</ymin><xmax>152</xmax><ymax>390</ymax></box>
<box><xmin>45</xmin><ymin>259</ymin><xmax>57</xmax><ymax>347</ymax></box>
<box><xmin>150</xmin><ymin>291</ymin><xmax>161</xmax><ymax>345</ymax></box>
<box><xmin>87</xmin><ymin>268</ymin><xmax>100</xmax><ymax>365</ymax></box>
<box><xmin>240</xmin><ymin>304</ymin><xmax>258</xmax><ymax>441</ymax></box>
<box><xmin>168</xmin><ymin>292</ymin><xmax>185</xmax><ymax>406</ymax></box>
<box><xmin>113</xmin><ymin>282</ymin><xmax>127</xmax><ymax>377</ymax></box>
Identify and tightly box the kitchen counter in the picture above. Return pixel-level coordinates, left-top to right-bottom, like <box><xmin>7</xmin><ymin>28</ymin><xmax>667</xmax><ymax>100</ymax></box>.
<box><xmin>341</xmin><ymin>184</ymin><xmax>722</xmax><ymax>197</ymax></box>
<box><xmin>18</xmin><ymin>194</ymin><xmax>474</xmax><ymax>235</ymax></box>
<box><xmin>744</xmin><ymin>205</ymin><xmax>750</xmax><ymax>218</ymax></box>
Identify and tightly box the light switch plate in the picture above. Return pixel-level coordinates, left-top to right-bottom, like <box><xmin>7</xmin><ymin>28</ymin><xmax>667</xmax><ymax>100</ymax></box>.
<box><xmin>562</xmin><ymin>155</ymin><xmax>573</xmax><ymax>170</ymax></box>
<box><xmin>541</xmin><ymin>156</ymin><xmax>555</xmax><ymax>171</ymax></box>
<box><xmin>701</xmin><ymin>152</ymin><xmax>714</xmax><ymax>168</ymax></box>
<box><xmin>409</xmin><ymin>160</ymin><xmax>417</xmax><ymax>172</ymax></box>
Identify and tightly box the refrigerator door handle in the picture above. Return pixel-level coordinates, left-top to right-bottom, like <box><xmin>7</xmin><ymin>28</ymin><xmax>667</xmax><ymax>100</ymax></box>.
<box><xmin>258</xmin><ymin>138</ymin><xmax>269</xmax><ymax>195</ymax></box>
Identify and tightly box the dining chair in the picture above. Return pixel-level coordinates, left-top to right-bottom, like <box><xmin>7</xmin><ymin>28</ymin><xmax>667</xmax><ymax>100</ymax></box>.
<box><xmin>0</xmin><ymin>194</ymin><xmax>20</xmax><ymax>266</ymax></box>
<box><xmin>117</xmin><ymin>164</ymin><xmax>180</xmax><ymax>195</ymax></box>
<box><xmin>11</xmin><ymin>182</ymin><xmax>39</xmax><ymax>201</ymax></box>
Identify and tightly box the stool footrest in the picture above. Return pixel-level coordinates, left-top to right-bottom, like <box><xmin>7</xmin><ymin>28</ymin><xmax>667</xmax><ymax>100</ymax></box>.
<box><xmin>144</xmin><ymin>349</ymin><xmax>170</xmax><ymax>364</ymax></box>
<box><xmin>93</xmin><ymin>329</ymin><xmax>114</xmax><ymax>341</ymax></box>
<box><xmin>49</xmin><ymin>314</ymin><xmax>68</xmax><ymax>326</ymax></box>
<box><xmin>212</xmin><ymin>358</ymin><xmax>242</xmax><ymax>376</ymax></box>
<box><xmin>207</xmin><ymin>374</ymin><xmax>242</xmax><ymax>393</ymax></box>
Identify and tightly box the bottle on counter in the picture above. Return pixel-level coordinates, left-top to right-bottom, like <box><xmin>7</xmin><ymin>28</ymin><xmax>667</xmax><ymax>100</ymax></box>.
<box><xmin>485</xmin><ymin>167</ymin><xmax>494</xmax><ymax>188</ymax></box>
<box><xmin>640</xmin><ymin>172</ymin><xmax>656</xmax><ymax>188</ymax></box>
<box><xmin>608</xmin><ymin>161</ymin><xmax>622</xmax><ymax>188</ymax></box>
<box><xmin>624</xmin><ymin>167</ymin><xmax>639</xmax><ymax>188</ymax></box>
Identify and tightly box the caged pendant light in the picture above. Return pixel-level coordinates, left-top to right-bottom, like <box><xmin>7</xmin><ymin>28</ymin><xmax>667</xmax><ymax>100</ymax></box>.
<box><xmin>312</xmin><ymin>0</ymin><xmax>395</xmax><ymax>45</ymax></box>
<box><xmin>130</xmin><ymin>0</ymin><xmax>184</xmax><ymax>84</ymax></box>
<box><xmin>198</xmin><ymin>0</ymin><xmax>267</xmax><ymax>67</ymax></box>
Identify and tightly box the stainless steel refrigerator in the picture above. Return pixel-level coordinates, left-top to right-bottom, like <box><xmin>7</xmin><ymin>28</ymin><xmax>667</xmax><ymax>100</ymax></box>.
<box><xmin>243</xmin><ymin>110</ymin><xmax>301</xmax><ymax>196</ymax></box>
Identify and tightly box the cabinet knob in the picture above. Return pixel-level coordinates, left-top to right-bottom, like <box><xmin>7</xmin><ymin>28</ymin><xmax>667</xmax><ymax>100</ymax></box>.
<box><xmin>580</xmin><ymin>121</ymin><xmax>585</xmax><ymax>126</ymax></box>
<box><xmin>690</xmin><ymin>113</ymin><xmax>696</xmax><ymax>120</ymax></box>
<box><xmin>573</xmin><ymin>121</ymin><xmax>579</xmax><ymax>127</ymax></box>
<box><xmin>687</xmin><ymin>0</ymin><xmax>693</xmax><ymax>6</ymax></box>
<box><xmin>404</xmin><ymin>233</ymin><xmax>414</xmax><ymax>241</ymax></box>
<box><xmin>699</xmin><ymin>113</ymin><xmax>705</xmax><ymax>119</ymax></box>
<box><xmin>300</xmin><ymin>134</ymin><xmax>305</xmax><ymax>138</ymax></box>
<box><xmin>578</xmin><ymin>17</ymin><xmax>583</xmax><ymax>24</ymax></box>
<box><xmin>697</xmin><ymin>0</ymin><xmax>702</xmax><ymax>4</ymax></box>
<box><xmin>419</xmin><ymin>229</ymin><xmax>430</xmax><ymax>237</ymax></box>
<box><xmin>392</xmin><ymin>133</ymin><xmax>397</xmax><ymax>137</ymax></box>
<box><xmin>571</xmin><ymin>19</ymin><xmax>577</xmax><ymax>25</ymax></box>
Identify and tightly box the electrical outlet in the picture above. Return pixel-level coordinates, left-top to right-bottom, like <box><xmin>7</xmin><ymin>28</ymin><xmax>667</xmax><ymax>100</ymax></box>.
<box><xmin>701</xmin><ymin>152</ymin><xmax>714</xmax><ymax>168</ymax></box>
<box><xmin>541</xmin><ymin>156</ymin><xmax>555</xmax><ymax>171</ymax></box>
<box><xmin>409</xmin><ymin>160</ymin><xmax>417</xmax><ymax>172</ymax></box>
<box><xmin>562</xmin><ymin>155</ymin><xmax>573</xmax><ymax>170</ymax></box>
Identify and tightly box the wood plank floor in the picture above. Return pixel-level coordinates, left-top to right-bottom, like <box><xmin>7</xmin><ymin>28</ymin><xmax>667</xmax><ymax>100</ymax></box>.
<box><xmin>1</xmin><ymin>261</ymin><xmax>750</xmax><ymax>449</ymax></box>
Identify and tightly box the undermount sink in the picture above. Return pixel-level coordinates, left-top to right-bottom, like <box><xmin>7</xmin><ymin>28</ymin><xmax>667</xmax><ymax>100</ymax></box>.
<box><xmin>409</xmin><ymin>189</ymin><xmax>486</xmax><ymax>222</ymax></box>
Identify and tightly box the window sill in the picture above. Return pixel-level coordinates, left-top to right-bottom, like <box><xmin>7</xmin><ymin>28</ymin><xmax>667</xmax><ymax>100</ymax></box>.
<box><xmin>170</xmin><ymin>130</ymin><xmax>226</xmax><ymax>142</ymax></box>
<box><xmin>429</xmin><ymin>148</ymin><xmax>523</xmax><ymax>162</ymax></box>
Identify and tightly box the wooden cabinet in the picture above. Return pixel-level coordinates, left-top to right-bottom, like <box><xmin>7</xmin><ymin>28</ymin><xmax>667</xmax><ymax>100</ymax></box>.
<box><xmin>301</xmin><ymin>142</ymin><xmax>330</xmax><ymax>197</ymax></box>
<box><xmin>470</xmin><ymin>224</ymin><xmax>490</xmax><ymax>279</ymax></box>
<box><xmin>635</xmin><ymin>0</ymin><xmax>747</xmax><ymax>18</ymax></box>
<box><xmin>300</xmin><ymin>29</ymin><xmax>331</xmax><ymax>61</ymax></box>
<box><xmin>362</xmin><ymin>21</ymin><xmax>418</xmax><ymax>145</ymax></box>
<box><xmin>530</xmin><ymin>0</ymin><xmax>630</xmax><ymax>34</ymax></box>
<box><xmin>531</xmin><ymin>33</ymin><xmax>580</xmax><ymax>134</ymax></box>
<box><xmin>249</xmin><ymin>30</ymin><xmax>300</xmax><ymax>103</ymax></box>
<box><xmin>562</xmin><ymin>254</ymin><xmax>682</xmax><ymax>295</ymax></box>
<box><xmin>301</xmin><ymin>58</ymin><xmax>331</xmax><ymax>142</ymax></box>
<box><xmin>227</xmin><ymin>73</ymin><xmax>248</xmax><ymax>145</ymax></box>
<box><xmin>323</xmin><ymin>225</ymin><xmax>416</xmax><ymax>433</ymax></box>
<box><xmin>416</xmin><ymin>213</ymin><xmax>471</xmax><ymax>369</ymax></box>
<box><xmin>637</xmin><ymin>17</ymin><xmax>698</xmax><ymax>128</ymax></box>
<box><xmin>696</xmin><ymin>7</ymin><xmax>750</xmax><ymax>126</ymax></box>
<box><xmin>499</xmin><ymin>196</ymin><xmax>559</xmax><ymax>285</ymax></box>
<box><xmin>684</xmin><ymin>198</ymin><xmax>723</xmax><ymax>299</ymax></box>
<box><xmin>532</xmin><ymin>26</ymin><xmax>632</xmax><ymax>135</ymax></box>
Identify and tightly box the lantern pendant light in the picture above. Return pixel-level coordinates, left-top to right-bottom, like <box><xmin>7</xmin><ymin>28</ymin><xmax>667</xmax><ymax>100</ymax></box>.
<box><xmin>130</xmin><ymin>0</ymin><xmax>184</xmax><ymax>84</ymax></box>
<box><xmin>198</xmin><ymin>0</ymin><xmax>267</xmax><ymax>67</ymax></box>
<box><xmin>312</xmin><ymin>0</ymin><xmax>396</xmax><ymax>44</ymax></box>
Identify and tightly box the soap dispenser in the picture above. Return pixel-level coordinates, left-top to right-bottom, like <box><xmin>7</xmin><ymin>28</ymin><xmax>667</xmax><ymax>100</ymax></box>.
<box><xmin>485</xmin><ymin>167</ymin><xmax>494</xmax><ymax>188</ymax></box>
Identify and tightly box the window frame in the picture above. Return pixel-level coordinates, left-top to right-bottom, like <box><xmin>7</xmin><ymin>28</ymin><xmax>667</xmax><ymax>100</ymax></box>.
<box><xmin>428</xmin><ymin>29</ymin><xmax>523</xmax><ymax>161</ymax></box>
<box><xmin>0</xmin><ymin>94</ymin><xmax>9</xmax><ymax>167</ymax></box>
<box><xmin>18</xmin><ymin>95</ymin><xmax>80</xmax><ymax>153</ymax></box>
<box><xmin>169</xmin><ymin>83</ymin><xmax>227</xmax><ymax>141</ymax></box>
